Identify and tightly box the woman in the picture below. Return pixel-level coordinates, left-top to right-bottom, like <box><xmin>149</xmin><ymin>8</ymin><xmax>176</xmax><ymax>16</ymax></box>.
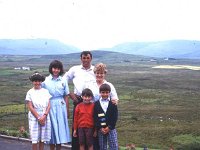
<box><xmin>86</xmin><ymin>63</ymin><xmax>119</xmax><ymax>103</ymax></box>
<box><xmin>42</xmin><ymin>60</ymin><xmax>71</xmax><ymax>150</ymax></box>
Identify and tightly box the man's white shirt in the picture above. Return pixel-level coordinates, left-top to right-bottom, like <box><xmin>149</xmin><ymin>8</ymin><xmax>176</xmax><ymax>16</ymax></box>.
<box><xmin>64</xmin><ymin>65</ymin><xmax>96</xmax><ymax>96</ymax></box>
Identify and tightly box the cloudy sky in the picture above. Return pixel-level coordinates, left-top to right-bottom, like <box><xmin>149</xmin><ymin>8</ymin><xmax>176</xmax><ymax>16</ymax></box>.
<box><xmin>0</xmin><ymin>0</ymin><xmax>199</xmax><ymax>50</ymax></box>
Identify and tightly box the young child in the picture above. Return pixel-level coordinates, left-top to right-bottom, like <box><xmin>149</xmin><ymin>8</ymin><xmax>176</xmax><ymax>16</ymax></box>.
<box><xmin>25</xmin><ymin>72</ymin><xmax>52</xmax><ymax>150</ymax></box>
<box><xmin>94</xmin><ymin>83</ymin><xmax>118</xmax><ymax>150</ymax></box>
<box><xmin>73</xmin><ymin>88</ymin><xmax>96</xmax><ymax>150</ymax></box>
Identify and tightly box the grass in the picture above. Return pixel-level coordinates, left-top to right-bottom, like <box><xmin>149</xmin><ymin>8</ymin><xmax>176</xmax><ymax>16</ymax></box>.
<box><xmin>0</xmin><ymin>104</ymin><xmax>25</xmax><ymax>115</ymax></box>
<box><xmin>171</xmin><ymin>134</ymin><xmax>200</xmax><ymax>145</ymax></box>
<box><xmin>0</xmin><ymin>54</ymin><xmax>200</xmax><ymax>149</ymax></box>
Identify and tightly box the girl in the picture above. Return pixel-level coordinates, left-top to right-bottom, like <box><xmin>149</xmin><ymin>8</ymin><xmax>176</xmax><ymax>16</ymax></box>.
<box><xmin>25</xmin><ymin>72</ymin><xmax>51</xmax><ymax>150</ymax></box>
<box><xmin>42</xmin><ymin>60</ymin><xmax>71</xmax><ymax>150</ymax></box>
<box><xmin>73</xmin><ymin>88</ymin><xmax>96</xmax><ymax>150</ymax></box>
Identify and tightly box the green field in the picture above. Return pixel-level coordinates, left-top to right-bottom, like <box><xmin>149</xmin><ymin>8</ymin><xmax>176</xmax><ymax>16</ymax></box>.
<box><xmin>0</xmin><ymin>53</ymin><xmax>200</xmax><ymax>149</ymax></box>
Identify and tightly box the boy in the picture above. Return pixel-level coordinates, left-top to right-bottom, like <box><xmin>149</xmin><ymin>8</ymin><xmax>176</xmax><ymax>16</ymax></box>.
<box><xmin>94</xmin><ymin>83</ymin><xmax>118</xmax><ymax>150</ymax></box>
<box><xmin>73</xmin><ymin>88</ymin><xmax>97</xmax><ymax>150</ymax></box>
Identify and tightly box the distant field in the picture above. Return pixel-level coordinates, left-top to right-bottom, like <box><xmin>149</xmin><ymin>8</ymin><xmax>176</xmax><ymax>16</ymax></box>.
<box><xmin>153</xmin><ymin>65</ymin><xmax>200</xmax><ymax>70</ymax></box>
<box><xmin>0</xmin><ymin>53</ymin><xmax>200</xmax><ymax>149</ymax></box>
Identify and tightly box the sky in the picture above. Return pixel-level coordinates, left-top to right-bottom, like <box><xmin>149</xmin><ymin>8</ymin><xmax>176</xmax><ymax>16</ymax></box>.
<box><xmin>0</xmin><ymin>0</ymin><xmax>200</xmax><ymax>50</ymax></box>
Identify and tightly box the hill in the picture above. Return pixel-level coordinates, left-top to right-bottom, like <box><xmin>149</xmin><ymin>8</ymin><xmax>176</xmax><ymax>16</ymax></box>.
<box><xmin>1</xmin><ymin>39</ymin><xmax>200</xmax><ymax>59</ymax></box>
<box><xmin>38</xmin><ymin>50</ymin><xmax>152</xmax><ymax>65</ymax></box>
<box><xmin>0</xmin><ymin>50</ymin><xmax>154</xmax><ymax>70</ymax></box>
<box><xmin>105</xmin><ymin>40</ymin><xmax>200</xmax><ymax>59</ymax></box>
<box><xmin>0</xmin><ymin>39</ymin><xmax>81</xmax><ymax>55</ymax></box>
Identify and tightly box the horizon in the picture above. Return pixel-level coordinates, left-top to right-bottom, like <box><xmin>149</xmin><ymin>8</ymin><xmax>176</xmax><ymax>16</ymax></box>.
<box><xmin>0</xmin><ymin>38</ymin><xmax>200</xmax><ymax>50</ymax></box>
<box><xmin>1</xmin><ymin>39</ymin><xmax>200</xmax><ymax>59</ymax></box>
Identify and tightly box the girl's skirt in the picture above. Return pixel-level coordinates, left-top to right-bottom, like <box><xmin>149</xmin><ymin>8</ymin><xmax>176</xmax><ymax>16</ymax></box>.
<box><xmin>28</xmin><ymin>109</ymin><xmax>51</xmax><ymax>143</ymax></box>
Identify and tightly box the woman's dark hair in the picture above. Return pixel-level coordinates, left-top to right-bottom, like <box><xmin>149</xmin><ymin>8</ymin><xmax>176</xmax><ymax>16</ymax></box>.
<box><xmin>49</xmin><ymin>60</ymin><xmax>64</xmax><ymax>75</ymax></box>
<box><xmin>99</xmin><ymin>83</ymin><xmax>111</xmax><ymax>92</ymax></box>
<box><xmin>82</xmin><ymin>88</ymin><xmax>94</xmax><ymax>97</ymax></box>
<box><xmin>29</xmin><ymin>72</ymin><xmax>45</xmax><ymax>82</ymax></box>
<box><xmin>80</xmin><ymin>51</ymin><xmax>92</xmax><ymax>59</ymax></box>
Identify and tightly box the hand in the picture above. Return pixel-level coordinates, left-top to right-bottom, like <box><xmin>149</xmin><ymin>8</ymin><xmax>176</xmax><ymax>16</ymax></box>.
<box><xmin>111</xmin><ymin>99</ymin><xmax>118</xmax><ymax>105</ymax></box>
<box><xmin>70</xmin><ymin>93</ymin><xmax>79</xmax><ymax>103</ymax></box>
<box><xmin>101</xmin><ymin>127</ymin><xmax>109</xmax><ymax>135</ymax></box>
<box><xmin>100</xmin><ymin>128</ymin><xmax>105</xmax><ymax>134</ymax></box>
<box><xmin>73</xmin><ymin>130</ymin><xmax>77</xmax><ymax>137</ymax></box>
<box><xmin>93</xmin><ymin>130</ymin><xmax>97</xmax><ymax>137</ymax></box>
<box><xmin>38</xmin><ymin>115</ymin><xmax>46</xmax><ymax>126</ymax></box>
<box><xmin>104</xmin><ymin>127</ymin><xmax>110</xmax><ymax>134</ymax></box>
<box><xmin>38</xmin><ymin>119</ymin><xmax>44</xmax><ymax>125</ymax></box>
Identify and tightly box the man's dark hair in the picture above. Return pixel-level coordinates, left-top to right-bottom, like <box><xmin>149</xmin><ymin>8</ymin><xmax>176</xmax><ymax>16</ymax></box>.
<box><xmin>80</xmin><ymin>51</ymin><xmax>92</xmax><ymax>59</ymax></box>
<box><xmin>49</xmin><ymin>60</ymin><xmax>64</xmax><ymax>75</ymax></box>
<box><xmin>99</xmin><ymin>83</ymin><xmax>111</xmax><ymax>92</ymax></box>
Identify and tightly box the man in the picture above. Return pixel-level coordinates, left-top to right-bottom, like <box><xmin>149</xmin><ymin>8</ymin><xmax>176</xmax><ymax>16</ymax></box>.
<box><xmin>64</xmin><ymin>51</ymin><xmax>96</xmax><ymax>150</ymax></box>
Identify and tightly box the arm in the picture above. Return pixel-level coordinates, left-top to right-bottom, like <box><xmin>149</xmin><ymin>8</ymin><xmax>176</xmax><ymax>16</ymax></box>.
<box><xmin>73</xmin><ymin>105</ymin><xmax>79</xmax><ymax>132</ymax></box>
<box><xmin>45</xmin><ymin>100</ymin><xmax>51</xmax><ymax>115</ymax></box>
<box><xmin>93</xmin><ymin>103</ymin><xmax>99</xmax><ymax>129</ymax></box>
<box><xmin>107</xmin><ymin>103</ymin><xmax>118</xmax><ymax>130</ymax></box>
<box><xmin>63</xmin><ymin>78</ymin><xmax>73</xmax><ymax>114</ymax></box>
<box><xmin>27</xmin><ymin>101</ymin><xmax>40</xmax><ymax>119</ymax></box>
<box><xmin>27</xmin><ymin>101</ymin><xmax>47</xmax><ymax>126</ymax></box>
<box><xmin>94</xmin><ymin>106</ymin><xmax>103</xmax><ymax>134</ymax></box>
<box><xmin>39</xmin><ymin>101</ymin><xmax>51</xmax><ymax>125</ymax></box>
<box><xmin>93</xmin><ymin>127</ymin><xmax>97</xmax><ymax>137</ymax></box>
<box><xmin>68</xmin><ymin>92</ymin><xmax>79</xmax><ymax>104</ymax></box>
<box><xmin>73</xmin><ymin>129</ymin><xmax>78</xmax><ymax>137</ymax></box>
<box><xmin>73</xmin><ymin>106</ymin><xmax>78</xmax><ymax>138</ymax></box>
<box><xmin>109</xmin><ymin>82</ymin><xmax>119</xmax><ymax>105</ymax></box>
<box><xmin>64</xmin><ymin>70</ymin><xmax>80</xmax><ymax>104</ymax></box>
<box><xmin>64</xmin><ymin>95</ymin><xmax>70</xmax><ymax>118</ymax></box>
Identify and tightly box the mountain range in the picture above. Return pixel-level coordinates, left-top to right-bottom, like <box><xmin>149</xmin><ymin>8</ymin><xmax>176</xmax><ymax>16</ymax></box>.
<box><xmin>0</xmin><ymin>39</ymin><xmax>80</xmax><ymax>55</ymax></box>
<box><xmin>106</xmin><ymin>40</ymin><xmax>200</xmax><ymax>59</ymax></box>
<box><xmin>0</xmin><ymin>39</ymin><xmax>200</xmax><ymax>59</ymax></box>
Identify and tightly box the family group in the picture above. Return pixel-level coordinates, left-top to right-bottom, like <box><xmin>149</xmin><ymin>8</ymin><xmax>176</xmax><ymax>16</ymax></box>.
<box><xmin>25</xmin><ymin>51</ymin><xmax>119</xmax><ymax>150</ymax></box>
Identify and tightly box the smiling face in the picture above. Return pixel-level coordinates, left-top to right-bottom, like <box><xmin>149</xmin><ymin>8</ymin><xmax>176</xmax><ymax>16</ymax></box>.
<box><xmin>33</xmin><ymin>80</ymin><xmax>42</xmax><ymax>89</ymax></box>
<box><xmin>100</xmin><ymin>91</ymin><xmax>110</xmax><ymax>99</ymax></box>
<box><xmin>82</xmin><ymin>95</ymin><xmax>93</xmax><ymax>104</ymax></box>
<box><xmin>94</xmin><ymin>63</ymin><xmax>107</xmax><ymax>84</ymax></box>
<box><xmin>95</xmin><ymin>71</ymin><xmax>105</xmax><ymax>83</ymax></box>
<box><xmin>81</xmin><ymin>54</ymin><xmax>92</xmax><ymax>69</ymax></box>
<box><xmin>52</xmin><ymin>67</ymin><xmax>61</xmax><ymax>77</ymax></box>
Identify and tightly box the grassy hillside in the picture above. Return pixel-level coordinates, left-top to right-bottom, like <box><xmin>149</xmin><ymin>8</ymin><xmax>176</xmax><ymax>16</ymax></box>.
<box><xmin>0</xmin><ymin>52</ymin><xmax>200</xmax><ymax>149</ymax></box>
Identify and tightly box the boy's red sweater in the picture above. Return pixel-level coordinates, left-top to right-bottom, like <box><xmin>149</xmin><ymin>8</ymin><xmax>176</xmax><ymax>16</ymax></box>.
<box><xmin>73</xmin><ymin>102</ymin><xmax>94</xmax><ymax>130</ymax></box>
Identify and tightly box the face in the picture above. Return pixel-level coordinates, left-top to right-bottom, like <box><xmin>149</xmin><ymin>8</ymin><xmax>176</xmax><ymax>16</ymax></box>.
<box><xmin>100</xmin><ymin>91</ymin><xmax>110</xmax><ymax>99</ymax></box>
<box><xmin>95</xmin><ymin>71</ymin><xmax>105</xmax><ymax>82</ymax></box>
<box><xmin>33</xmin><ymin>80</ymin><xmax>42</xmax><ymax>89</ymax></box>
<box><xmin>82</xmin><ymin>95</ymin><xmax>93</xmax><ymax>104</ymax></box>
<box><xmin>52</xmin><ymin>67</ymin><xmax>60</xmax><ymax>77</ymax></box>
<box><xmin>81</xmin><ymin>54</ymin><xmax>92</xmax><ymax>69</ymax></box>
